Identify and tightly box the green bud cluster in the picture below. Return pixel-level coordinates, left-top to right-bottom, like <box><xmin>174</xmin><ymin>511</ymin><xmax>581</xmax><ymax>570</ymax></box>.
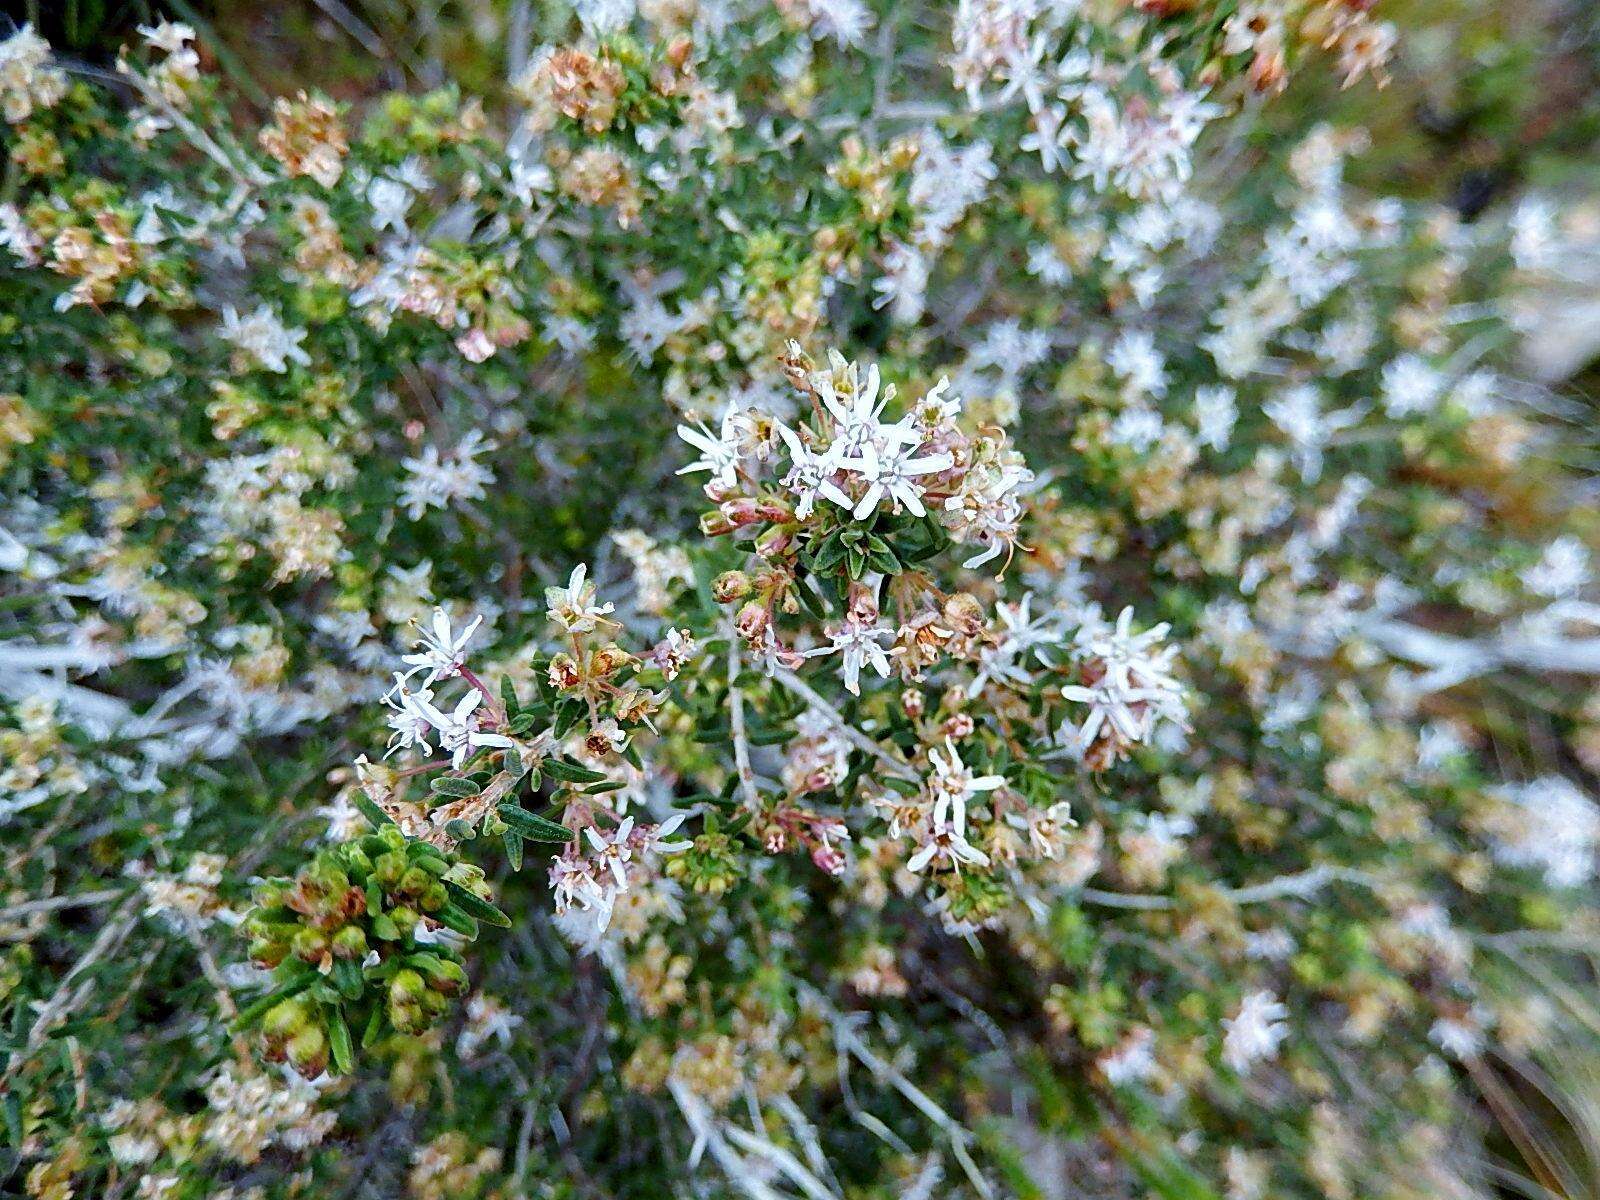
<box><xmin>234</xmin><ymin>818</ymin><xmax>506</xmax><ymax>1077</ymax></box>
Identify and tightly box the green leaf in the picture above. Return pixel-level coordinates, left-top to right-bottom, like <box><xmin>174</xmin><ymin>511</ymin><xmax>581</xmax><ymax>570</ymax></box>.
<box><xmin>332</xmin><ymin>960</ymin><xmax>363</xmax><ymax>1001</ymax></box>
<box><xmin>812</xmin><ymin>532</ymin><xmax>848</xmax><ymax>571</ymax></box>
<box><xmin>353</xmin><ymin>793</ymin><xmax>395</xmax><ymax>829</ymax></box>
<box><xmin>2</xmin><ymin>1094</ymin><xmax>20</xmax><ymax>1149</ymax></box>
<box><xmin>794</xmin><ymin>576</ymin><xmax>829</xmax><ymax>618</ymax></box>
<box><xmin>443</xmin><ymin>879</ymin><xmax>510</xmax><ymax>928</ymax></box>
<box><xmin>361</xmin><ymin>1004</ymin><xmax>385</xmax><ymax>1049</ymax></box>
<box><xmin>434</xmin><ymin>903</ymin><xmax>480</xmax><ymax>939</ymax></box>
<box><xmin>327</xmin><ymin>1007</ymin><xmax>354</xmax><ymax>1074</ymax></box>
<box><xmin>496</xmin><ymin>803</ymin><xmax>574</xmax><ymax>842</ymax></box>
<box><xmin>543</xmin><ymin>757</ymin><xmax>607</xmax><ymax>783</ymax></box>
<box><xmin>500</xmin><ymin>675</ymin><xmax>521</xmax><ymax>717</ymax></box>
<box><xmin>582</xmin><ymin>779</ymin><xmax>626</xmax><ymax>794</ymax></box>
<box><xmin>503</xmin><ymin>829</ymin><xmax>524</xmax><ymax>871</ymax></box>
<box><xmin>430</xmin><ymin>775</ymin><xmax>481</xmax><ymax>798</ymax></box>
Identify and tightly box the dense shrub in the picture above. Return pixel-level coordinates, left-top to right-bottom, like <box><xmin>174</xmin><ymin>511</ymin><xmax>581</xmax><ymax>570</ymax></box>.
<box><xmin>1</xmin><ymin>3</ymin><xmax>1597</xmax><ymax>1198</ymax></box>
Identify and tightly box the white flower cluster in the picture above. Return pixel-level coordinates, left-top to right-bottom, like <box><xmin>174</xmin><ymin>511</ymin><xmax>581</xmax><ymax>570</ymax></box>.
<box><xmin>1059</xmin><ymin>605</ymin><xmax>1187</xmax><ymax>763</ymax></box>
<box><xmin>680</xmin><ymin>347</ymin><xmax>1033</xmax><ymax>571</ymax></box>
<box><xmin>1222</xmin><ymin>989</ymin><xmax>1290</xmax><ymax>1074</ymax></box>
<box><xmin>1487</xmin><ymin>776</ymin><xmax>1600</xmax><ymax>888</ymax></box>
<box><xmin>547</xmin><ymin>813</ymin><xmax>690</xmax><ymax>938</ymax></box>
<box><xmin>382</xmin><ymin>608</ymin><xmax>514</xmax><ymax>768</ymax></box>
<box><xmin>0</xmin><ymin>25</ymin><xmax>67</xmax><ymax>125</ymax></box>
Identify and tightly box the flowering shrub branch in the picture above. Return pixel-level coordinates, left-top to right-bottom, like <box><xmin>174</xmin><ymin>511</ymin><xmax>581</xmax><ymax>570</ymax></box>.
<box><xmin>3</xmin><ymin>5</ymin><xmax>1599</xmax><ymax>1200</ymax></box>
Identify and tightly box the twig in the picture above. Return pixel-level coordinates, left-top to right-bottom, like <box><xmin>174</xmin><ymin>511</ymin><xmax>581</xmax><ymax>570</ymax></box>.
<box><xmin>0</xmin><ymin>889</ymin><xmax>123</xmax><ymax>922</ymax></box>
<box><xmin>804</xmin><ymin>987</ymin><xmax>995</xmax><ymax>1200</ymax></box>
<box><xmin>1</xmin><ymin>897</ymin><xmax>141</xmax><ymax>1090</ymax></box>
<box><xmin>1079</xmin><ymin>865</ymin><xmax>1379</xmax><ymax>911</ymax></box>
<box><xmin>725</xmin><ymin>631</ymin><xmax>763</xmax><ymax>810</ymax></box>
<box><xmin>771</xmin><ymin>667</ymin><xmax>920</xmax><ymax>783</ymax></box>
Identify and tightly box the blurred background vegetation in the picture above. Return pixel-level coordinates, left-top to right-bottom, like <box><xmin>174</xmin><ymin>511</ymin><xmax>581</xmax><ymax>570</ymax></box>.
<box><xmin>11</xmin><ymin>1</ymin><xmax>1600</xmax><ymax>1196</ymax></box>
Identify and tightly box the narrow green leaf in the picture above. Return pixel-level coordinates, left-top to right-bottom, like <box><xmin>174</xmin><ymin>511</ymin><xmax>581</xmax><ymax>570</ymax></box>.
<box><xmin>2</xmin><ymin>1094</ymin><xmax>20</xmax><ymax>1148</ymax></box>
<box><xmin>543</xmin><ymin>757</ymin><xmax>607</xmax><ymax>783</ymax></box>
<box><xmin>442</xmin><ymin>879</ymin><xmax>510</xmax><ymax>928</ymax></box>
<box><xmin>353</xmin><ymin>793</ymin><xmax>395</xmax><ymax>829</ymax></box>
<box><xmin>496</xmin><ymin>803</ymin><xmax>574</xmax><ymax>842</ymax></box>
<box><xmin>434</xmin><ymin>903</ymin><xmax>480</xmax><ymax>939</ymax></box>
<box><xmin>332</xmin><ymin>960</ymin><xmax>363</xmax><ymax>1001</ymax></box>
<box><xmin>327</xmin><ymin>1007</ymin><xmax>354</xmax><ymax>1074</ymax></box>
<box><xmin>430</xmin><ymin>776</ymin><xmax>481</xmax><ymax>798</ymax></box>
<box><xmin>361</xmin><ymin>1004</ymin><xmax>384</xmax><ymax>1049</ymax></box>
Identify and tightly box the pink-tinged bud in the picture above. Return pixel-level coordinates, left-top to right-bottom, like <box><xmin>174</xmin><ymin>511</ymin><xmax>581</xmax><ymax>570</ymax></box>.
<box><xmin>735</xmin><ymin>601</ymin><xmax>770</xmax><ymax>643</ymax></box>
<box><xmin>720</xmin><ymin>498</ymin><xmax>762</xmax><ymax>525</ymax></box>
<box><xmin>845</xmin><ymin>581</ymin><xmax>879</xmax><ymax>625</ymax></box>
<box><xmin>720</xmin><ymin>497</ymin><xmax>790</xmax><ymax>528</ymax></box>
<box><xmin>712</xmin><ymin>570</ymin><xmax>751</xmax><ymax>603</ymax></box>
<box><xmin>811</xmin><ymin>843</ymin><xmax>847</xmax><ymax>876</ymax></box>
<box><xmin>765</xmin><ymin>827</ymin><xmax>787</xmax><ymax>853</ymax></box>
<box><xmin>455</xmin><ymin>327</ymin><xmax>495</xmax><ymax>362</ymax></box>
<box><xmin>700</xmin><ymin>510</ymin><xmax>737</xmax><ymax>537</ymax></box>
<box><xmin>902</xmin><ymin>688</ymin><xmax>925</xmax><ymax>719</ymax></box>
<box><xmin>755</xmin><ymin>526</ymin><xmax>795</xmax><ymax>557</ymax></box>
<box><xmin>942</xmin><ymin>713</ymin><xmax>975</xmax><ymax>740</ymax></box>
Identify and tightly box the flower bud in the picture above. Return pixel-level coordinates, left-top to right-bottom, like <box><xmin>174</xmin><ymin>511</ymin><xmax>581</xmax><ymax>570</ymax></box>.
<box><xmin>390</xmin><ymin>968</ymin><xmax>426</xmax><ymax>1005</ymax></box>
<box><xmin>548</xmin><ymin>652</ymin><xmax>581</xmax><ymax>690</ymax></box>
<box><xmin>287</xmin><ymin>1027</ymin><xmax>328</xmax><ymax>1078</ymax></box>
<box><xmin>373</xmin><ymin>852</ymin><xmax>405</xmax><ymax>888</ymax></box>
<box><xmin>941</xmin><ymin>592</ymin><xmax>984</xmax><ymax>639</ymax></box>
<box><xmin>263</xmin><ymin>1000</ymin><xmax>309</xmax><ymax>1041</ymax></box>
<box><xmin>700</xmin><ymin>510</ymin><xmax>736</xmax><ymax>537</ymax></box>
<box><xmin>942</xmin><ymin>713</ymin><xmax>975</xmax><ymax>740</ymax></box>
<box><xmin>712</xmin><ymin>570</ymin><xmax>751</xmax><ymax>603</ymax></box>
<box><xmin>389</xmin><ymin>1000</ymin><xmax>425</xmax><ymax>1035</ymax></box>
<box><xmin>249</xmin><ymin>937</ymin><xmax>288</xmax><ymax>968</ymax></box>
<box><xmin>420</xmin><ymin>957</ymin><xmax>468</xmax><ymax>994</ymax></box>
<box><xmin>735</xmin><ymin>601</ymin><xmax>769</xmax><ymax>643</ymax></box>
<box><xmin>755</xmin><ymin>525</ymin><xmax>795</xmax><ymax>558</ymax></box>
<box><xmin>339</xmin><ymin>844</ymin><xmax>373</xmax><ymax>876</ymax></box>
<box><xmin>383</xmin><ymin>902</ymin><xmax>414</xmax><ymax>933</ymax></box>
<box><xmin>590</xmin><ymin>643</ymin><xmax>632</xmax><ymax>678</ymax></box>
<box><xmin>291</xmin><ymin>927</ymin><xmax>328</xmax><ymax>964</ymax></box>
<box><xmin>332</xmin><ymin>925</ymin><xmax>368</xmax><ymax>959</ymax></box>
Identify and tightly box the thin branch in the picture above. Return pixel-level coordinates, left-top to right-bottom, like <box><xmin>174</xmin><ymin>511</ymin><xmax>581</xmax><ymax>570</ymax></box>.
<box><xmin>725</xmin><ymin>631</ymin><xmax>763</xmax><ymax>811</ymax></box>
<box><xmin>771</xmin><ymin>667</ymin><xmax>920</xmax><ymax>783</ymax></box>
<box><xmin>1079</xmin><ymin>865</ymin><xmax>1380</xmax><ymax>911</ymax></box>
<box><xmin>1</xmin><ymin>898</ymin><xmax>141</xmax><ymax>1090</ymax></box>
<box><xmin>0</xmin><ymin>889</ymin><xmax>123</xmax><ymax>923</ymax></box>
